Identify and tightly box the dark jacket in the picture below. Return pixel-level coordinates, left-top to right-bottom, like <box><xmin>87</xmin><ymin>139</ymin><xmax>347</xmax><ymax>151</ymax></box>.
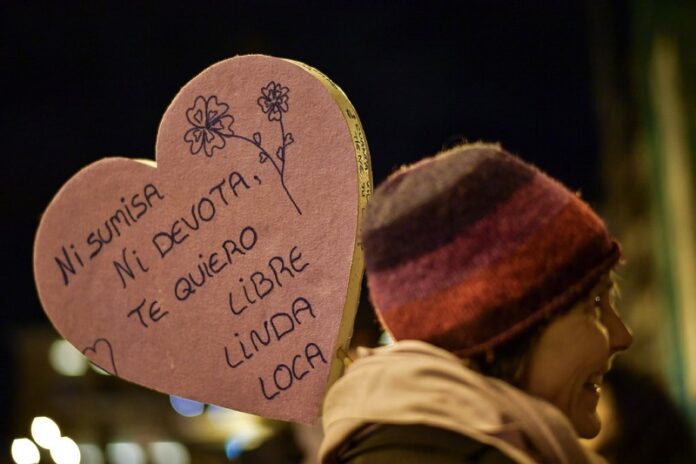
<box><xmin>334</xmin><ymin>423</ymin><xmax>516</xmax><ymax>464</ymax></box>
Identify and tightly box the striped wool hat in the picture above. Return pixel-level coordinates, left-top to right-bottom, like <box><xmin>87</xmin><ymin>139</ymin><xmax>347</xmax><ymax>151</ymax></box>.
<box><xmin>362</xmin><ymin>144</ymin><xmax>621</xmax><ymax>357</ymax></box>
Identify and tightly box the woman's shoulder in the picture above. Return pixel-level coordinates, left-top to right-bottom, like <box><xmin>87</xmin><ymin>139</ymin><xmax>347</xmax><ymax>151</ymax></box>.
<box><xmin>335</xmin><ymin>423</ymin><xmax>518</xmax><ymax>464</ymax></box>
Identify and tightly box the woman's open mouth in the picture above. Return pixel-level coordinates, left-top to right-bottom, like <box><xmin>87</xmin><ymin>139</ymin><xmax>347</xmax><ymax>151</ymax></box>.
<box><xmin>583</xmin><ymin>375</ymin><xmax>603</xmax><ymax>395</ymax></box>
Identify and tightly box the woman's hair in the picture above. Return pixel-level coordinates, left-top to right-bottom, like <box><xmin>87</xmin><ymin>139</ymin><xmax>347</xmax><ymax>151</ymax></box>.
<box><xmin>467</xmin><ymin>321</ymin><xmax>548</xmax><ymax>386</ymax></box>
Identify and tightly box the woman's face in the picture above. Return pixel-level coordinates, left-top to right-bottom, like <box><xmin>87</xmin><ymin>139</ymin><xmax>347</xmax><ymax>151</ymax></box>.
<box><xmin>522</xmin><ymin>275</ymin><xmax>633</xmax><ymax>438</ymax></box>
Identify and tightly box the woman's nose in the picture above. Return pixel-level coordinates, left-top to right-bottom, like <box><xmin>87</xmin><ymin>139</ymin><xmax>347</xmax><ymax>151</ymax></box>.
<box><xmin>608</xmin><ymin>310</ymin><xmax>633</xmax><ymax>354</ymax></box>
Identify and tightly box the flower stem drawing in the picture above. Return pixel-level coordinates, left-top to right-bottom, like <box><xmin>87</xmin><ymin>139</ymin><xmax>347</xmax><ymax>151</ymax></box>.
<box><xmin>183</xmin><ymin>82</ymin><xmax>301</xmax><ymax>215</ymax></box>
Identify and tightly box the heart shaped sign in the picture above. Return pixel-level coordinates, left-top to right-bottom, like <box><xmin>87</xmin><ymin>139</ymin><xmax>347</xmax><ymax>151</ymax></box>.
<box><xmin>33</xmin><ymin>55</ymin><xmax>372</xmax><ymax>424</ymax></box>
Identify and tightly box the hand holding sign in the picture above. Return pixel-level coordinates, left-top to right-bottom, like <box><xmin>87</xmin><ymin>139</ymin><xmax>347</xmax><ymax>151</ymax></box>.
<box><xmin>33</xmin><ymin>55</ymin><xmax>371</xmax><ymax>424</ymax></box>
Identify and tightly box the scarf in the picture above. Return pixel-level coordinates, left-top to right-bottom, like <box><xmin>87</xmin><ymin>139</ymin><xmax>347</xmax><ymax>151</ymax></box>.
<box><xmin>319</xmin><ymin>340</ymin><xmax>605</xmax><ymax>464</ymax></box>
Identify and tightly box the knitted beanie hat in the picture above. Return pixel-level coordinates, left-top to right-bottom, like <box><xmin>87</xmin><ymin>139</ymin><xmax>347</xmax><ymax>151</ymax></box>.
<box><xmin>362</xmin><ymin>144</ymin><xmax>621</xmax><ymax>357</ymax></box>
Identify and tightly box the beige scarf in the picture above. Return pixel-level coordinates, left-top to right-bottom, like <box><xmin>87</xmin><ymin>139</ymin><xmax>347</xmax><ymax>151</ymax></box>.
<box><xmin>320</xmin><ymin>340</ymin><xmax>605</xmax><ymax>464</ymax></box>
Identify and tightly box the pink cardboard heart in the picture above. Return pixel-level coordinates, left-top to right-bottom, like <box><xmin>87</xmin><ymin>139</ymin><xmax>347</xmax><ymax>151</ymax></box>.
<box><xmin>33</xmin><ymin>55</ymin><xmax>372</xmax><ymax>424</ymax></box>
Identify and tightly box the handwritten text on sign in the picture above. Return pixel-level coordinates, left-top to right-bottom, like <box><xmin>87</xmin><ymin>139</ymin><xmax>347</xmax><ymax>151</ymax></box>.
<box><xmin>54</xmin><ymin>165</ymin><xmax>326</xmax><ymax>399</ymax></box>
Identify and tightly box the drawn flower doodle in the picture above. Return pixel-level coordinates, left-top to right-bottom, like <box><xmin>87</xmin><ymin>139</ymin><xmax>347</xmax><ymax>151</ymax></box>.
<box><xmin>183</xmin><ymin>96</ymin><xmax>235</xmax><ymax>157</ymax></box>
<box><xmin>183</xmin><ymin>83</ymin><xmax>302</xmax><ymax>215</ymax></box>
<box><xmin>257</xmin><ymin>81</ymin><xmax>289</xmax><ymax>121</ymax></box>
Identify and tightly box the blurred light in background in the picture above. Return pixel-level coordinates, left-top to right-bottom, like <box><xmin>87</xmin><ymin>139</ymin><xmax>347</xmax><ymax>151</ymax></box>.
<box><xmin>206</xmin><ymin>404</ymin><xmax>236</xmax><ymax>427</ymax></box>
<box><xmin>49</xmin><ymin>339</ymin><xmax>88</xmax><ymax>376</ymax></box>
<box><xmin>50</xmin><ymin>436</ymin><xmax>81</xmax><ymax>464</ymax></box>
<box><xmin>78</xmin><ymin>443</ymin><xmax>105</xmax><ymax>464</ymax></box>
<box><xmin>148</xmin><ymin>441</ymin><xmax>191</xmax><ymax>464</ymax></box>
<box><xmin>106</xmin><ymin>442</ymin><xmax>146</xmax><ymax>464</ymax></box>
<box><xmin>90</xmin><ymin>363</ymin><xmax>110</xmax><ymax>376</ymax></box>
<box><xmin>206</xmin><ymin>406</ymin><xmax>268</xmax><ymax>439</ymax></box>
<box><xmin>208</xmin><ymin>406</ymin><xmax>273</xmax><ymax>457</ymax></box>
<box><xmin>169</xmin><ymin>395</ymin><xmax>205</xmax><ymax>417</ymax></box>
<box><xmin>10</xmin><ymin>438</ymin><xmax>40</xmax><ymax>464</ymax></box>
<box><xmin>31</xmin><ymin>416</ymin><xmax>61</xmax><ymax>449</ymax></box>
<box><xmin>225</xmin><ymin>436</ymin><xmax>247</xmax><ymax>460</ymax></box>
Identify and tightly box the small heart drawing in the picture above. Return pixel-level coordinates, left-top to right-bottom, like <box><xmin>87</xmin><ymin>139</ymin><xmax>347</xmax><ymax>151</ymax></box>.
<box><xmin>33</xmin><ymin>55</ymin><xmax>372</xmax><ymax>423</ymax></box>
<box><xmin>82</xmin><ymin>338</ymin><xmax>118</xmax><ymax>375</ymax></box>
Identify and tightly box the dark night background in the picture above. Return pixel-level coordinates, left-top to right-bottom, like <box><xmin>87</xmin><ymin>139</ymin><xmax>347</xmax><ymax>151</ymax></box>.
<box><xmin>2</xmin><ymin>0</ymin><xmax>616</xmax><ymax>451</ymax></box>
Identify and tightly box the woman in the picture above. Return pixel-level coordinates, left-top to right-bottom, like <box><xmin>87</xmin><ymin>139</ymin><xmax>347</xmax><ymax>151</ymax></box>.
<box><xmin>319</xmin><ymin>144</ymin><xmax>633</xmax><ymax>463</ymax></box>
